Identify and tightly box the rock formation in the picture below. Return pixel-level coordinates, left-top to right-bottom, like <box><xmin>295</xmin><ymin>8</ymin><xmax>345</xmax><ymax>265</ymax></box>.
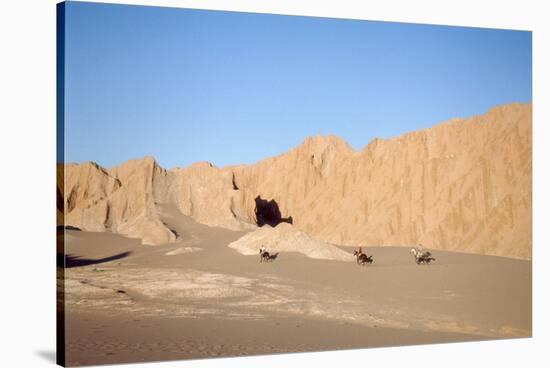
<box><xmin>59</xmin><ymin>103</ymin><xmax>532</xmax><ymax>259</ymax></box>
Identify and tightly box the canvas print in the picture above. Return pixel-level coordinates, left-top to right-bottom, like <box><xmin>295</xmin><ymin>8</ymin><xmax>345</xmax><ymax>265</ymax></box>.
<box><xmin>56</xmin><ymin>1</ymin><xmax>532</xmax><ymax>366</ymax></box>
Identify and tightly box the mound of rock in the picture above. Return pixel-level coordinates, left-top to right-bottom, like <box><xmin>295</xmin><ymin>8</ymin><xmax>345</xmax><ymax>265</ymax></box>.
<box><xmin>228</xmin><ymin>223</ymin><xmax>353</xmax><ymax>262</ymax></box>
<box><xmin>116</xmin><ymin>216</ymin><xmax>176</xmax><ymax>246</ymax></box>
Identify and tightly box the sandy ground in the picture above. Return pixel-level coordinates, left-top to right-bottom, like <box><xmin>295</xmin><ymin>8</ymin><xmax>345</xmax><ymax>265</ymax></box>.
<box><xmin>60</xmin><ymin>206</ymin><xmax>531</xmax><ymax>366</ymax></box>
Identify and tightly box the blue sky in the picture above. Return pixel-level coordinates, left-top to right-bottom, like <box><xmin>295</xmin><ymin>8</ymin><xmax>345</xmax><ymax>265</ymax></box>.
<box><xmin>63</xmin><ymin>1</ymin><xmax>532</xmax><ymax>169</ymax></box>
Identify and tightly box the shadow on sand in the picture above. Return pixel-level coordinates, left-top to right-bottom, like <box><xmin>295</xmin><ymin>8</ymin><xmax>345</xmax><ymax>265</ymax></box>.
<box><xmin>268</xmin><ymin>252</ymin><xmax>279</xmax><ymax>262</ymax></box>
<box><xmin>59</xmin><ymin>251</ymin><xmax>132</xmax><ymax>268</ymax></box>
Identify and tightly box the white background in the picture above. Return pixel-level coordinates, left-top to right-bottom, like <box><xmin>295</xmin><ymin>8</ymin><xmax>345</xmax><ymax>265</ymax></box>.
<box><xmin>0</xmin><ymin>0</ymin><xmax>548</xmax><ymax>367</ymax></box>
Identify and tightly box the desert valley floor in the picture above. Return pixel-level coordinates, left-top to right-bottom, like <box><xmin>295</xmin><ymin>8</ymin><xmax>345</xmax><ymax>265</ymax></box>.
<box><xmin>60</xmin><ymin>206</ymin><xmax>531</xmax><ymax>366</ymax></box>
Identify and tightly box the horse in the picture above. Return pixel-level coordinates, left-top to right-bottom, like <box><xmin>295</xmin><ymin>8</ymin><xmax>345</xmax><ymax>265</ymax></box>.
<box><xmin>259</xmin><ymin>246</ymin><xmax>278</xmax><ymax>263</ymax></box>
<box><xmin>353</xmin><ymin>247</ymin><xmax>373</xmax><ymax>265</ymax></box>
<box><xmin>259</xmin><ymin>248</ymin><xmax>270</xmax><ymax>263</ymax></box>
<box><xmin>410</xmin><ymin>247</ymin><xmax>436</xmax><ymax>264</ymax></box>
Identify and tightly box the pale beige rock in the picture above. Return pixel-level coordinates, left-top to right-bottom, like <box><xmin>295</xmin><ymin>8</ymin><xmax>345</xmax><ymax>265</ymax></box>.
<box><xmin>154</xmin><ymin>163</ymin><xmax>255</xmax><ymax>231</ymax></box>
<box><xmin>59</xmin><ymin>103</ymin><xmax>531</xmax><ymax>258</ymax></box>
<box><xmin>228</xmin><ymin>223</ymin><xmax>353</xmax><ymax>261</ymax></box>
<box><xmin>63</xmin><ymin>162</ymin><xmax>121</xmax><ymax>232</ymax></box>
<box><xmin>231</xmin><ymin>103</ymin><xmax>532</xmax><ymax>259</ymax></box>
<box><xmin>117</xmin><ymin>216</ymin><xmax>176</xmax><ymax>246</ymax></box>
<box><xmin>62</xmin><ymin>157</ymin><xmax>177</xmax><ymax>245</ymax></box>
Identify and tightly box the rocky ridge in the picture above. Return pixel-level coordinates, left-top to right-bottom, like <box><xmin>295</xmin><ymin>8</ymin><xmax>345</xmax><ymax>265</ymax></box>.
<box><xmin>58</xmin><ymin>103</ymin><xmax>532</xmax><ymax>259</ymax></box>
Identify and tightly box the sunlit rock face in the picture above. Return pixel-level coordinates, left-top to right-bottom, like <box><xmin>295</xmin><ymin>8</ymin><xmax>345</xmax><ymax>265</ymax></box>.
<box><xmin>60</xmin><ymin>103</ymin><xmax>531</xmax><ymax>259</ymax></box>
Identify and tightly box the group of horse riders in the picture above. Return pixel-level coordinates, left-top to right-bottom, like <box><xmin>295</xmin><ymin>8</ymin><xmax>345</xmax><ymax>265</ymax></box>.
<box><xmin>354</xmin><ymin>244</ymin><xmax>436</xmax><ymax>265</ymax></box>
<box><xmin>260</xmin><ymin>244</ymin><xmax>436</xmax><ymax>265</ymax></box>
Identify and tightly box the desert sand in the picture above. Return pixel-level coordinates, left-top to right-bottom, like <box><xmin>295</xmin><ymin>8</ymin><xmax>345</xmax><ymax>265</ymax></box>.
<box><xmin>61</xmin><ymin>205</ymin><xmax>531</xmax><ymax>366</ymax></box>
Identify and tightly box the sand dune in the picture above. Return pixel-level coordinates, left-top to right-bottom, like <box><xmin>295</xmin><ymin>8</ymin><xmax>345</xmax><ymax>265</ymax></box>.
<box><xmin>59</xmin><ymin>102</ymin><xmax>531</xmax><ymax>258</ymax></box>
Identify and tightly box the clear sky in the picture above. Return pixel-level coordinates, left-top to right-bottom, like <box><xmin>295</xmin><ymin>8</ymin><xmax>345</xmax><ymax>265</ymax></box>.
<box><xmin>63</xmin><ymin>1</ymin><xmax>532</xmax><ymax>169</ymax></box>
